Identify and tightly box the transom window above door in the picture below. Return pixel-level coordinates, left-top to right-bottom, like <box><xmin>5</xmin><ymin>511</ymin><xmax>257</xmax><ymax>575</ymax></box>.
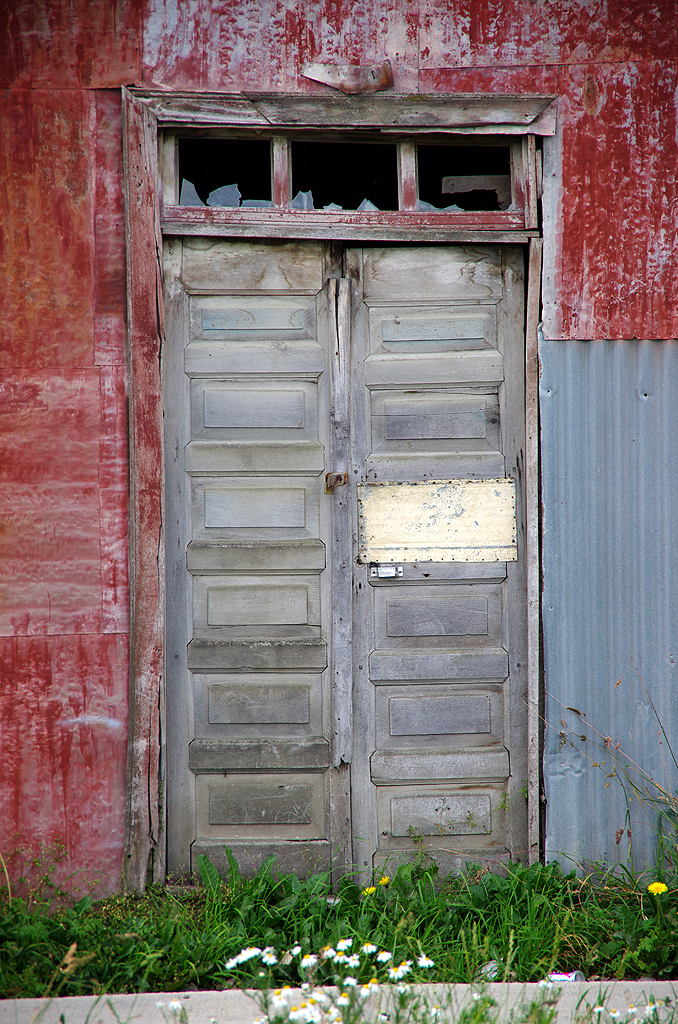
<box><xmin>176</xmin><ymin>135</ymin><xmax>514</xmax><ymax>214</ymax></box>
<box><xmin>154</xmin><ymin>92</ymin><xmax>554</xmax><ymax>240</ymax></box>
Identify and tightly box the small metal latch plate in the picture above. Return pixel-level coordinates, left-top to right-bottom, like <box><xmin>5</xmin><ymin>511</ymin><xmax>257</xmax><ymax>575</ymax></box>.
<box><xmin>325</xmin><ymin>471</ymin><xmax>348</xmax><ymax>493</ymax></box>
<box><xmin>369</xmin><ymin>563</ymin><xmax>404</xmax><ymax>578</ymax></box>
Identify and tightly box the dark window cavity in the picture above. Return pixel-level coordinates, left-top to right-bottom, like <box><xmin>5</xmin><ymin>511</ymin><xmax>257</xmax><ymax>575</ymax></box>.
<box><xmin>417</xmin><ymin>145</ymin><xmax>511</xmax><ymax>211</ymax></box>
<box><xmin>179</xmin><ymin>139</ymin><xmax>272</xmax><ymax>207</ymax></box>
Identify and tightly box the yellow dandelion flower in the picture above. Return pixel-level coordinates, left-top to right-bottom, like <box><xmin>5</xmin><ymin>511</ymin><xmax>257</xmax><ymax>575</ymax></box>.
<box><xmin>648</xmin><ymin>881</ymin><xmax>668</xmax><ymax>895</ymax></box>
<box><xmin>378</xmin><ymin>875</ymin><xmax>390</xmax><ymax>886</ymax></box>
<box><xmin>362</xmin><ymin>885</ymin><xmax>377</xmax><ymax>895</ymax></box>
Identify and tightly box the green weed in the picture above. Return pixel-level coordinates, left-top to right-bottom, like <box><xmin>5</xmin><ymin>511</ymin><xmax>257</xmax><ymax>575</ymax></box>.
<box><xmin>2</xmin><ymin>853</ymin><xmax>678</xmax><ymax>998</ymax></box>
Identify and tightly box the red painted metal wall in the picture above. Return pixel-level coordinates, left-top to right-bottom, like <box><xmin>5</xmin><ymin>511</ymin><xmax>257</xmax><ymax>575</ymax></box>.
<box><xmin>0</xmin><ymin>0</ymin><xmax>676</xmax><ymax>895</ymax></box>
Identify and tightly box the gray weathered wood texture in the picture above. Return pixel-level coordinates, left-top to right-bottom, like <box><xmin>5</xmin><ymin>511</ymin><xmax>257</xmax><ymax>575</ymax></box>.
<box><xmin>346</xmin><ymin>245</ymin><xmax>526</xmax><ymax>878</ymax></box>
<box><xmin>139</xmin><ymin>91</ymin><xmax>556</xmax><ymax>134</ymax></box>
<box><xmin>164</xmin><ymin>239</ymin><xmax>527</xmax><ymax>880</ymax></box>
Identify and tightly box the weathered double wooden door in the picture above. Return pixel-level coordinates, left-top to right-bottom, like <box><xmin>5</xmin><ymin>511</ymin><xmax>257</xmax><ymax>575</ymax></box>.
<box><xmin>163</xmin><ymin>238</ymin><xmax>527</xmax><ymax>880</ymax></box>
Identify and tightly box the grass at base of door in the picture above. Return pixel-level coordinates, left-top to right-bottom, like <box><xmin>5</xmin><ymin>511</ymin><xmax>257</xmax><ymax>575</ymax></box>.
<box><xmin>3</xmin><ymin>853</ymin><xmax>678</xmax><ymax>999</ymax></box>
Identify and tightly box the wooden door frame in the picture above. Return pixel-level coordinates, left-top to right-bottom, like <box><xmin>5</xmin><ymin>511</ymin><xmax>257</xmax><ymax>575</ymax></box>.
<box><xmin>122</xmin><ymin>86</ymin><xmax>549</xmax><ymax>889</ymax></box>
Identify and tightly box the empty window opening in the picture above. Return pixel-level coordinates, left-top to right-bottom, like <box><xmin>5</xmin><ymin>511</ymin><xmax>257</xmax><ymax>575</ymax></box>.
<box><xmin>291</xmin><ymin>141</ymin><xmax>398</xmax><ymax>211</ymax></box>
<box><xmin>179</xmin><ymin>139</ymin><xmax>272</xmax><ymax>207</ymax></box>
<box><xmin>417</xmin><ymin>145</ymin><xmax>511</xmax><ymax>211</ymax></box>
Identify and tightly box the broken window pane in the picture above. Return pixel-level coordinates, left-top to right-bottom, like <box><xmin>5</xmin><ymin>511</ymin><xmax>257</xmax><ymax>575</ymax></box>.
<box><xmin>291</xmin><ymin>141</ymin><xmax>397</xmax><ymax>211</ymax></box>
<box><xmin>417</xmin><ymin>144</ymin><xmax>511</xmax><ymax>211</ymax></box>
<box><xmin>179</xmin><ymin>179</ymin><xmax>205</xmax><ymax>206</ymax></box>
<box><xmin>178</xmin><ymin>139</ymin><xmax>272</xmax><ymax>207</ymax></box>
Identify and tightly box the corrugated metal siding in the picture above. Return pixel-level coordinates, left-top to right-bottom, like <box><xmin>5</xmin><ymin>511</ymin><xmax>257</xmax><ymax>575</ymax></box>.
<box><xmin>0</xmin><ymin>88</ymin><xmax>129</xmax><ymax>896</ymax></box>
<box><xmin>1</xmin><ymin>0</ymin><xmax>677</xmax><ymax>894</ymax></box>
<box><xmin>541</xmin><ymin>338</ymin><xmax>678</xmax><ymax>871</ymax></box>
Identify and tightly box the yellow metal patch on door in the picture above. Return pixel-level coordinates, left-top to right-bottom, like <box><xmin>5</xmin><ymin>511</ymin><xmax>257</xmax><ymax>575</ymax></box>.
<box><xmin>357</xmin><ymin>479</ymin><xmax>517</xmax><ymax>563</ymax></box>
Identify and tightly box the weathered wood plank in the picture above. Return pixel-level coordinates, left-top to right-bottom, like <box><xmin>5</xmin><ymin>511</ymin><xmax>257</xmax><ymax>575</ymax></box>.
<box><xmin>163</xmin><ymin>206</ymin><xmax>530</xmax><ymax>240</ymax></box>
<box><xmin>526</xmin><ymin>237</ymin><xmax>543</xmax><ymax>864</ymax></box>
<box><xmin>203</xmin><ymin>487</ymin><xmax>306</xmax><ymax>529</ymax></box>
<box><xmin>389</xmin><ymin>695</ymin><xmax>491</xmax><ymax>736</ymax></box>
<box><xmin>365</xmin><ymin>451</ymin><xmax>505</xmax><ymax>481</ymax></box>
<box><xmin>245</xmin><ymin>93</ymin><xmax>557</xmax><ymax>130</ymax></box>
<box><xmin>371</xmin><ymin>748</ymin><xmax>510</xmax><ymax>782</ymax></box>
<box><xmin>182</xmin><ymin>238</ymin><xmax>324</xmax><ymax>291</ymax></box>
<box><xmin>187</xmin><ymin>637</ymin><xmax>327</xmax><ymax>671</ymax></box>
<box><xmin>363</xmin><ymin>352</ymin><xmax>504</xmax><ymax>388</ymax></box>
<box><xmin>134</xmin><ymin>91</ymin><xmax>556</xmax><ymax>133</ymax></box>
<box><xmin>122</xmin><ymin>88</ymin><xmax>164</xmax><ymax>890</ymax></box>
<box><xmin>187</xmin><ymin>540</ymin><xmax>326</xmax><ymax>573</ymax></box>
<box><xmin>185</xmin><ymin>441</ymin><xmax>325</xmax><ymax>474</ymax></box>
<box><xmin>191</xmin><ymin>841</ymin><xmax>331</xmax><ymax>879</ymax></box>
<box><xmin>207</xmin><ymin>681</ymin><xmax>312</xmax><ymax>725</ymax></box>
<box><xmin>390</xmin><ymin>793</ymin><xmax>492</xmax><ymax>835</ymax></box>
<box><xmin>329</xmin><ymin>278</ymin><xmax>354</xmax><ymax>770</ymax></box>
<box><xmin>386</xmin><ymin>596</ymin><xmax>489</xmax><ymax>637</ymax></box>
<box><xmin>370</xmin><ymin>648</ymin><xmax>509</xmax><ymax>682</ymax></box>
<box><xmin>209</xmin><ymin>784</ymin><xmax>312</xmax><ymax>825</ymax></box>
<box><xmin>189</xmin><ymin>739</ymin><xmax>330</xmax><ymax>770</ymax></box>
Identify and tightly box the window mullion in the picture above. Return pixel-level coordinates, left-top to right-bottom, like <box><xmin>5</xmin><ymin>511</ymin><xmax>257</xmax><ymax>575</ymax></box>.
<box><xmin>272</xmin><ymin>137</ymin><xmax>291</xmax><ymax>209</ymax></box>
<box><xmin>397</xmin><ymin>140</ymin><xmax>418</xmax><ymax>211</ymax></box>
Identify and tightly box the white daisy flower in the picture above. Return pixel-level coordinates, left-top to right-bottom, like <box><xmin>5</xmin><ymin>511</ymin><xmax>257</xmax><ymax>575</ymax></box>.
<box><xmin>388</xmin><ymin>960</ymin><xmax>412</xmax><ymax>981</ymax></box>
<box><xmin>291</xmin><ymin>944</ymin><xmax>302</xmax><ymax>955</ymax></box>
<box><xmin>346</xmin><ymin>954</ymin><xmax>361</xmax><ymax>968</ymax></box>
<box><xmin>417</xmin><ymin>954</ymin><xmax>435</xmax><ymax>968</ymax></box>
<box><xmin>362</xmin><ymin>942</ymin><xmax>378</xmax><ymax>954</ymax></box>
<box><xmin>168</xmin><ymin>1002</ymin><xmax>183</xmax><ymax>1013</ymax></box>
<box><xmin>245</xmin><ymin>946</ymin><xmax>263</xmax><ymax>960</ymax></box>
<box><xmin>300</xmin><ymin>954</ymin><xmax>318</xmax><ymax>969</ymax></box>
<box><xmin>376</xmin><ymin>950</ymin><xmax>393</xmax><ymax>962</ymax></box>
<box><xmin>336</xmin><ymin>938</ymin><xmax>353</xmax><ymax>951</ymax></box>
<box><xmin>343</xmin><ymin>976</ymin><xmax>358</xmax><ymax>986</ymax></box>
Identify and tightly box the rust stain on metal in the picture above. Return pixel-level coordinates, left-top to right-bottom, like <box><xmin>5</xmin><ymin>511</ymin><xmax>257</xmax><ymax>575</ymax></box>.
<box><xmin>302</xmin><ymin>59</ymin><xmax>393</xmax><ymax>93</ymax></box>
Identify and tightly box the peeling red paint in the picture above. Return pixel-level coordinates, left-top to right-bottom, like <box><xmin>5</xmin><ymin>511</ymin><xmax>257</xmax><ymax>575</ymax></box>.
<box><xmin>547</xmin><ymin>60</ymin><xmax>678</xmax><ymax>340</ymax></box>
<box><xmin>100</xmin><ymin>366</ymin><xmax>129</xmax><ymax>635</ymax></box>
<box><xmin>418</xmin><ymin>0</ymin><xmax>678</xmax><ymax>68</ymax></box>
<box><xmin>94</xmin><ymin>91</ymin><xmax>127</xmax><ymax>367</ymax></box>
<box><xmin>142</xmin><ymin>0</ymin><xmax>421</xmax><ymax>91</ymax></box>
<box><xmin>0</xmin><ymin>633</ymin><xmax>129</xmax><ymax>897</ymax></box>
<box><xmin>0</xmin><ymin>91</ymin><xmax>96</xmax><ymax>368</ymax></box>
<box><xmin>0</xmin><ymin>371</ymin><xmax>103</xmax><ymax>636</ymax></box>
<box><xmin>0</xmin><ymin>0</ymin><xmax>142</xmax><ymax>88</ymax></box>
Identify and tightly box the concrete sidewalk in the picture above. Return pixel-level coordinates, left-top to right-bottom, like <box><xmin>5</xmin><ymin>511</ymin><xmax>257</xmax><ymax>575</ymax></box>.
<box><xmin>2</xmin><ymin>982</ymin><xmax>678</xmax><ymax>1024</ymax></box>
